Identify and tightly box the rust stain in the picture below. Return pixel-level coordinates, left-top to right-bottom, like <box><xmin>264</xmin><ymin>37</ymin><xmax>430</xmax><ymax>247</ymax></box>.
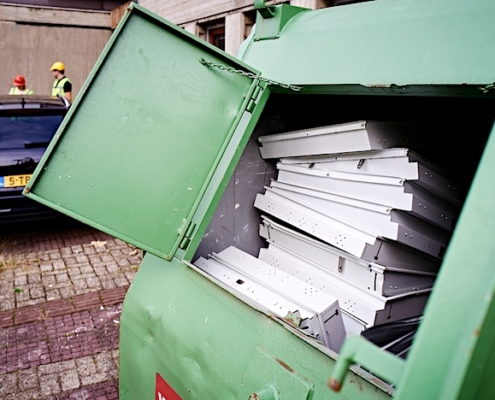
<box><xmin>24</xmin><ymin>187</ymin><xmax>30</xmax><ymax>194</ymax></box>
<box><xmin>473</xmin><ymin>328</ymin><xmax>480</xmax><ymax>338</ymax></box>
<box><xmin>328</xmin><ymin>378</ymin><xmax>342</xmax><ymax>392</ymax></box>
<box><xmin>349</xmin><ymin>379</ymin><xmax>363</xmax><ymax>392</ymax></box>
<box><xmin>275</xmin><ymin>357</ymin><xmax>295</xmax><ymax>373</ymax></box>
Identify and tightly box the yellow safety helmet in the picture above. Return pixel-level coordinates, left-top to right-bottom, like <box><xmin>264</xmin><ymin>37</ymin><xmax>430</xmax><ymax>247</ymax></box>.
<box><xmin>50</xmin><ymin>61</ymin><xmax>65</xmax><ymax>71</ymax></box>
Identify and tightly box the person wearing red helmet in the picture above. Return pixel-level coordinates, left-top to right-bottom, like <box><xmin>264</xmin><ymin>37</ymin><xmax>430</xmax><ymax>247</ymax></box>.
<box><xmin>9</xmin><ymin>75</ymin><xmax>34</xmax><ymax>95</ymax></box>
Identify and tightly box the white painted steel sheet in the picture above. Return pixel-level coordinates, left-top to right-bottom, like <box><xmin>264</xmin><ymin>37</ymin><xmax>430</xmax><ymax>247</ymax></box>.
<box><xmin>277</xmin><ymin>163</ymin><xmax>413</xmax><ymax>209</ymax></box>
<box><xmin>258</xmin><ymin>121</ymin><xmax>437</xmax><ymax>159</ymax></box>
<box><xmin>257</xmin><ymin>244</ymin><xmax>430</xmax><ymax>327</ymax></box>
<box><xmin>259</xmin><ymin>217</ymin><xmax>436</xmax><ymax>296</ymax></box>
<box><xmin>266</xmin><ymin>185</ymin><xmax>449</xmax><ymax>258</ymax></box>
<box><xmin>210</xmin><ymin>247</ymin><xmax>346</xmax><ymax>350</ymax></box>
<box><xmin>194</xmin><ymin>256</ymin><xmax>345</xmax><ymax>351</ymax></box>
<box><xmin>276</xmin><ymin>163</ymin><xmax>458</xmax><ymax>231</ymax></box>
<box><xmin>361</xmin><ymin>239</ymin><xmax>441</xmax><ymax>274</ymax></box>
<box><xmin>254</xmin><ymin>190</ymin><xmax>375</xmax><ymax>258</ymax></box>
<box><xmin>280</xmin><ymin>148</ymin><xmax>461</xmax><ymax>206</ymax></box>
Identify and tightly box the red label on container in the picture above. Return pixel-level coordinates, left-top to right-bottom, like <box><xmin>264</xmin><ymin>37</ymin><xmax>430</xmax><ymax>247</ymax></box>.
<box><xmin>155</xmin><ymin>373</ymin><xmax>182</xmax><ymax>400</ymax></box>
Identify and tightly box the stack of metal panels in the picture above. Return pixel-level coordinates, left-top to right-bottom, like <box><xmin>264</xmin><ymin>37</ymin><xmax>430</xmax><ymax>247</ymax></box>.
<box><xmin>196</xmin><ymin>121</ymin><xmax>460</xmax><ymax>353</ymax></box>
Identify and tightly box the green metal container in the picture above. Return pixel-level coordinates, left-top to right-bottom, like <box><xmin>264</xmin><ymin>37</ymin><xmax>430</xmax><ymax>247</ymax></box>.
<box><xmin>24</xmin><ymin>1</ymin><xmax>495</xmax><ymax>399</ymax></box>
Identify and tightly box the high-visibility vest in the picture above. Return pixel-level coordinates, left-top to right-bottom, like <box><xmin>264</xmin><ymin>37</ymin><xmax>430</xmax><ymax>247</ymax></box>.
<box><xmin>9</xmin><ymin>87</ymin><xmax>34</xmax><ymax>95</ymax></box>
<box><xmin>52</xmin><ymin>77</ymin><xmax>71</xmax><ymax>97</ymax></box>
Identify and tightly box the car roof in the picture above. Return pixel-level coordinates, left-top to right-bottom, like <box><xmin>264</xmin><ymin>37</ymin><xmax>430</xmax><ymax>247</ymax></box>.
<box><xmin>0</xmin><ymin>95</ymin><xmax>69</xmax><ymax>111</ymax></box>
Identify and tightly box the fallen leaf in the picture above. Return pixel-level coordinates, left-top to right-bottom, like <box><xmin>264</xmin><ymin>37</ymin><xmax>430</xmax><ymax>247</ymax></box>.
<box><xmin>91</xmin><ymin>240</ymin><xmax>107</xmax><ymax>248</ymax></box>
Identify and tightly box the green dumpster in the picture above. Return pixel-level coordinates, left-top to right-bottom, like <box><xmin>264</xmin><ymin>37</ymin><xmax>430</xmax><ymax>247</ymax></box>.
<box><xmin>24</xmin><ymin>0</ymin><xmax>495</xmax><ymax>399</ymax></box>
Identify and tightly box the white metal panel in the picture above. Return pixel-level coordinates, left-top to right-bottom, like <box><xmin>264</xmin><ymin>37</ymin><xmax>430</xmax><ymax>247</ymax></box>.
<box><xmin>257</xmin><ymin>244</ymin><xmax>430</xmax><ymax>326</ymax></box>
<box><xmin>361</xmin><ymin>239</ymin><xmax>441</xmax><ymax>274</ymax></box>
<box><xmin>391</xmin><ymin>212</ymin><xmax>449</xmax><ymax>258</ymax></box>
<box><xmin>258</xmin><ymin>121</ymin><xmax>372</xmax><ymax>159</ymax></box>
<box><xmin>267</xmin><ymin>186</ymin><xmax>400</xmax><ymax>239</ymax></box>
<box><xmin>254</xmin><ymin>190</ymin><xmax>375</xmax><ymax>258</ymax></box>
<box><xmin>194</xmin><ymin>256</ymin><xmax>345</xmax><ymax>351</ymax></box>
<box><xmin>341</xmin><ymin>312</ymin><xmax>368</xmax><ymax>336</ymax></box>
<box><xmin>270</xmin><ymin>180</ymin><xmax>390</xmax><ymax>213</ymax></box>
<box><xmin>258</xmin><ymin>121</ymin><xmax>435</xmax><ymax>159</ymax></box>
<box><xmin>281</xmin><ymin>149</ymin><xmax>419</xmax><ymax>179</ymax></box>
<box><xmin>210</xmin><ymin>247</ymin><xmax>346</xmax><ymax>350</ymax></box>
<box><xmin>276</xmin><ymin>163</ymin><xmax>414</xmax><ymax>210</ymax></box>
<box><xmin>194</xmin><ymin>256</ymin><xmax>311</xmax><ymax>318</ymax></box>
<box><xmin>409</xmin><ymin>152</ymin><xmax>462</xmax><ymax>206</ymax></box>
<box><xmin>282</xmin><ymin>148</ymin><xmax>412</xmax><ymax>163</ymax></box>
<box><xmin>406</xmin><ymin>181</ymin><xmax>458</xmax><ymax>231</ymax></box>
<box><xmin>280</xmin><ymin>148</ymin><xmax>462</xmax><ymax>206</ymax></box>
<box><xmin>276</xmin><ymin>164</ymin><xmax>458</xmax><ymax>231</ymax></box>
<box><xmin>259</xmin><ymin>217</ymin><xmax>436</xmax><ymax>295</ymax></box>
<box><xmin>257</xmin><ymin>247</ymin><xmax>378</xmax><ymax>327</ymax></box>
<box><xmin>267</xmin><ymin>184</ymin><xmax>449</xmax><ymax>259</ymax></box>
<box><xmin>213</xmin><ymin>246</ymin><xmax>338</xmax><ymax>314</ymax></box>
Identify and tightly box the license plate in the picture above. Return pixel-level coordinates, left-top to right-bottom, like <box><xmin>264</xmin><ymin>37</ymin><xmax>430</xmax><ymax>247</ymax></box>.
<box><xmin>0</xmin><ymin>174</ymin><xmax>32</xmax><ymax>188</ymax></box>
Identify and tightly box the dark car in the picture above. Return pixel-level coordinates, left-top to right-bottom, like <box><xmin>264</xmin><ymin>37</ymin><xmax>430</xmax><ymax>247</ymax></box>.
<box><xmin>0</xmin><ymin>95</ymin><xmax>69</xmax><ymax>223</ymax></box>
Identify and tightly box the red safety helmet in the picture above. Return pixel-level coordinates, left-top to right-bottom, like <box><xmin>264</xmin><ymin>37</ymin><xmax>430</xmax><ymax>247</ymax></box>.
<box><xmin>13</xmin><ymin>75</ymin><xmax>26</xmax><ymax>86</ymax></box>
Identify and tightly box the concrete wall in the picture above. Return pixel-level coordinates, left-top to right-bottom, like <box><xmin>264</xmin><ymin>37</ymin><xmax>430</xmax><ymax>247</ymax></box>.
<box><xmin>0</xmin><ymin>3</ymin><xmax>115</xmax><ymax>99</ymax></box>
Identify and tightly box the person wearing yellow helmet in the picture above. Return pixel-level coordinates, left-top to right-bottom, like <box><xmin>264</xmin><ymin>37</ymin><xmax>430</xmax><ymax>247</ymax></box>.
<box><xmin>9</xmin><ymin>75</ymin><xmax>34</xmax><ymax>95</ymax></box>
<box><xmin>50</xmin><ymin>61</ymin><xmax>72</xmax><ymax>102</ymax></box>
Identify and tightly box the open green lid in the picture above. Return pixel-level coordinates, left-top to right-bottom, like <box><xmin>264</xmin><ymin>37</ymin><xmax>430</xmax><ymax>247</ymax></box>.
<box><xmin>24</xmin><ymin>3</ymin><xmax>267</xmax><ymax>261</ymax></box>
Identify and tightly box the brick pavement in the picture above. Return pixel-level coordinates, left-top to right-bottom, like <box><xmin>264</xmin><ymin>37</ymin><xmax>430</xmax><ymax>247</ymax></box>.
<box><xmin>0</xmin><ymin>219</ymin><xmax>143</xmax><ymax>399</ymax></box>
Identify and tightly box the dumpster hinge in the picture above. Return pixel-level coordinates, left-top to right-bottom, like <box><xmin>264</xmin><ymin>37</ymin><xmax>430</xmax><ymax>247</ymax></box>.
<box><xmin>246</xmin><ymin>83</ymin><xmax>264</xmax><ymax>113</ymax></box>
<box><xmin>179</xmin><ymin>220</ymin><xmax>196</xmax><ymax>250</ymax></box>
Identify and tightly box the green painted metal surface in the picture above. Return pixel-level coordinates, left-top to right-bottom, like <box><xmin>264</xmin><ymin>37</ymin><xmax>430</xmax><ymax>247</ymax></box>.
<box><xmin>253</xmin><ymin>1</ymin><xmax>309</xmax><ymax>41</ymax></box>
<box><xmin>24</xmin><ymin>3</ymin><xmax>265</xmax><ymax>261</ymax></box>
<box><xmin>390</xmin><ymin>122</ymin><xmax>495</xmax><ymax>399</ymax></box>
<box><xmin>241</xmin><ymin>0</ymin><xmax>495</xmax><ymax>88</ymax></box>
<box><xmin>119</xmin><ymin>253</ymin><xmax>392</xmax><ymax>400</ymax></box>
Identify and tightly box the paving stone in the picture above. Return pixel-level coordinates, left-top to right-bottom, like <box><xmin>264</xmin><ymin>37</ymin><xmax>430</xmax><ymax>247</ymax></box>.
<box><xmin>67</xmin><ymin>267</ymin><xmax>81</xmax><ymax>277</ymax></box>
<box><xmin>48</xmin><ymin>251</ymin><xmax>62</xmax><ymax>260</ymax></box>
<box><xmin>100</xmin><ymin>278</ymin><xmax>116</xmax><ymax>290</ymax></box>
<box><xmin>79</xmin><ymin>265</ymin><xmax>94</xmax><ymax>274</ymax></box>
<box><xmin>105</xmin><ymin>264</ymin><xmax>119</xmax><ymax>274</ymax></box>
<box><xmin>45</xmin><ymin>289</ymin><xmax>61</xmax><ymax>301</ymax></box>
<box><xmin>42</xmin><ymin>275</ymin><xmax>56</xmax><ymax>285</ymax></box>
<box><xmin>14</xmin><ymin>275</ymin><xmax>27</xmax><ymax>286</ymax></box>
<box><xmin>75</xmin><ymin>255</ymin><xmax>89</xmax><ymax>264</ymax></box>
<box><xmin>79</xmin><ymin>272</ymin><xmax>97</xmax><ymax>280</ymax></box>
<box><xmin>75</xmin><ymin>355</ymin><xmax>97</xmax><ymax>376</ymax></box>
<box><xmin>61</xmin><ymin>248</ymin><xmax>73</xmax><ymax>256</ymax></box>
<box><xmin>113</xmin><ymin>276</ymin><xmax>129</xmax><ymax>287</ymax></box>
<box><xmin>55</xmin><ymin>273</ymin><xmax>70</xmax><ymax>283</ymax></box>
<box><xmin>64</xmin><ymin>257</ymin><xmax>78</xmax><ymax>266</ymax></box>
<box><xmin>71</xmin><ymin>245</ymin><xmax>84</xmax><ymax>254</ymax></box>
<box><xmin>53</xmin><ymin>260</ymin><xmax>66</xmax><ymax>270</ymax></box>
<box><xmin>30</xmin><ymin>287</ymin><xmax>44</xmax><ymax>299</ymax></box>
<box><xmin>100</xmin><ymin>254</ymin><xmax>114</xmax><ymax>262</ymax></box>
<box><xmin>58</xmin><ymin>285</ymin><xmax>75</xmax><ymax>296</ymax></box>
<box><xmin>18</xmin><ymin>369</ymin><xmax>39</xmax><ymax>391</ymax></box>
<box><xmin>72</xmin><ymin>279</ymin><xmax>88</xmax><ymax>290</ymax></box>
<box><xmin>60</xmin><ymin>368</ymin><xmax>81</xmax><ymax>391</ymax></box>
<box><xmin>40</xmin><ymin>373</ymin><xmax>60</xmax><ymax>396</ymax></box>
<box><xmin>0</xmin><ymin>371</ymin><xmax>18</xmax><ymax>395</ymax></box>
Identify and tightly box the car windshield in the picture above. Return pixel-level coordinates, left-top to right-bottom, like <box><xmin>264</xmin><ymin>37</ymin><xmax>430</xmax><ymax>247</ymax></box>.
<box><xmin>0</xmin><ymin>115</ymin><xmax>64</xmax><ymax>150</ymax></box>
